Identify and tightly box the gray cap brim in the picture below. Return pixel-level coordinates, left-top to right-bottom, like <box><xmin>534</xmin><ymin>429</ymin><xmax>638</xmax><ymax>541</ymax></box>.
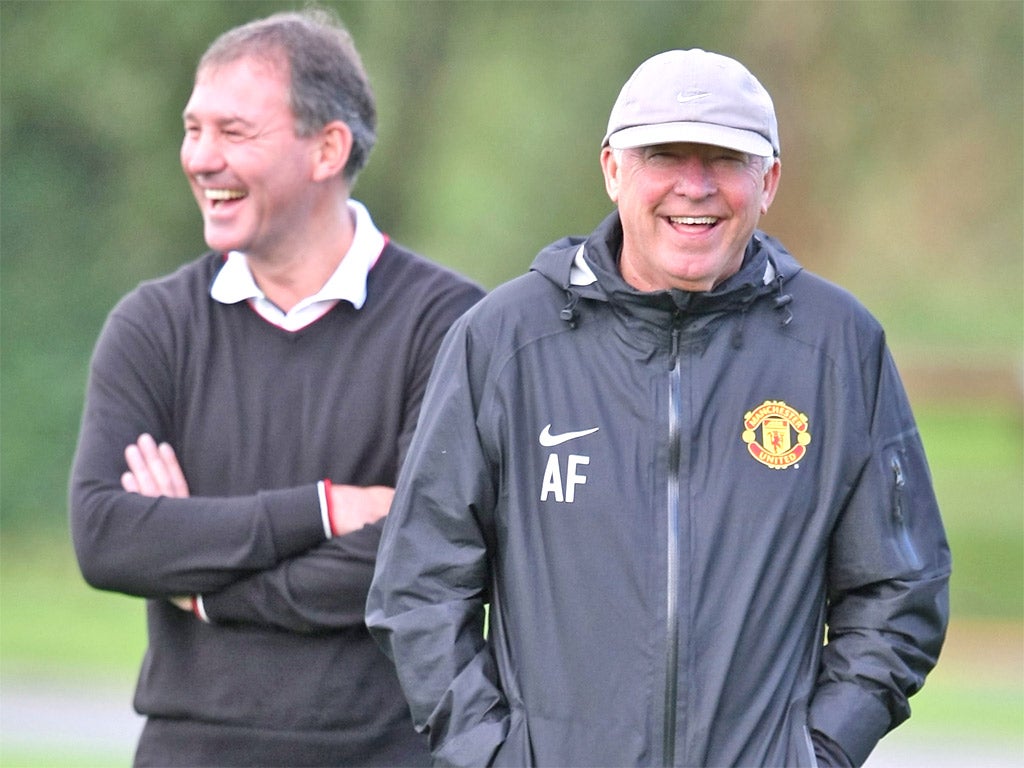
<box><xmin>606</xmin><ymin>121</ymin><xmax>774</xmax><ymax>157</ymax></box>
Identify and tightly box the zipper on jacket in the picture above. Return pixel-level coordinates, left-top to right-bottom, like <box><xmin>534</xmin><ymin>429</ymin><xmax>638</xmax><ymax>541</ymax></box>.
<box><xmin>890</xmin><ymin>453</ymin><xmax>923</xmax><ymax>570</ymax></box>
<box><xmin>663</xmin><ymin>323</ymin><xmax>683</xmax><ymax>766</ymax></box>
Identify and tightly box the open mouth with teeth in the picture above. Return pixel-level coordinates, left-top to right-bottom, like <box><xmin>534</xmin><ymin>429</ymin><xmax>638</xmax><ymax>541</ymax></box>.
<box><xmin>668</xmin><ymin>216</ymin><xmax>719</xmax><ymax>227</ymax></box>
<box><xmin>205</xmin><ymin>188</ymin><xmax>247</xmax><ymax>207</ymax></box>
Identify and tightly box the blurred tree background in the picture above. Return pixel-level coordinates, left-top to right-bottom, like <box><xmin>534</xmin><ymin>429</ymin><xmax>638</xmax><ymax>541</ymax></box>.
<box><xmin>0</xmin><ymin>0</ymin><xmax>1021</xmax><ymax>762</ymax></box>
<box><xmin>0</xmin><ymin>1</ymin><xmax>1019</xmax><ymax>765</ymax></box>
<box><xmin>3</xmin><ymin>0</ymin><xmax>1020</xmax><ymax>527</ymax></box>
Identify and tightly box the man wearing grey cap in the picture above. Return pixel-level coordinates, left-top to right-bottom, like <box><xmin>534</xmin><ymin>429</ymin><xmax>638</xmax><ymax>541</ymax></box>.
<box><xmin>367</xmin><ymin>49</ymin><xmax>950</xmax><ymax>767</ymax></box>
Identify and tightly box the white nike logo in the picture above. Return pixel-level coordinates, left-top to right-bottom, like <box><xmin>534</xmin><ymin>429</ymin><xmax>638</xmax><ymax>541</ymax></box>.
<box><xmin>676</xmin><ymin>91</ymin><xmax>710</xmax><ymax>104</ymax></box>
<box><xmin>539</xmin><ymin>424</ymin><xmax>600</xmax><ymax>447</ymax></box>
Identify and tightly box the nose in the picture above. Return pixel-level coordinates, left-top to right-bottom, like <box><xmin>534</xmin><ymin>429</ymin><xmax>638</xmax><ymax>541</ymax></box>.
<box><xmin>672</xmin><ymin>156</ymin><xmax>716</xmax><ymax>199</ymax></box>
<box><xmin>181</xmin><ymin>128</ymin><xmax>225</xmax><ymax>176</ymax></box>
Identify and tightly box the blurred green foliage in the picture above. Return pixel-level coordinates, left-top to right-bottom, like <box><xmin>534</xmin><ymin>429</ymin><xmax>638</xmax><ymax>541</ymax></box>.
<box><xmin>0</xmin><ymin>8</ymin><xmax>1021</xmax><ymax>764</ymax></box>
<box><xmin>1</xmin><ymin>0</ymin><xmax>1021</xmax><ymax>609</ymax></box>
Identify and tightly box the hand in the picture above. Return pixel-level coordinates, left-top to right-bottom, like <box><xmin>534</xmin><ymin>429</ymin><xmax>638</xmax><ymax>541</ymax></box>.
<box><xmin>328</xmin><ymin>484</ymin><xmax>395</xmax><ymax>536</ymax></box>
<box><xmin>121</xmin><ymin>433</ymin><xmax>190</xmax><ymax>498</ymax></box>
<box><xmin>169</xmin><ymin>596</ymin><xmax>192</xmax><ymax>612</ymax></box>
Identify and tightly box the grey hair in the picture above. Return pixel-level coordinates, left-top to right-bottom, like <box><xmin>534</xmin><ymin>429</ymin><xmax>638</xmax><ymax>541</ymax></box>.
<box><xmin>198</xmin><ymin>7</ymin><xmax>376</xmax><ymax>184</ymax></box>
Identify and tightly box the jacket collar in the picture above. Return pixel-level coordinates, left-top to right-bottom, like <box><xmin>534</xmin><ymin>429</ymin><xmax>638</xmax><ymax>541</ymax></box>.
<box><xmin>532</xmin><ymin>212</ymin><xmax>793</xmax><ymax>311</ymax></box>
<box><xmin>530</xmin><ymin>212</ymin><xmax>802</xmax><ymax>347</ymax></box>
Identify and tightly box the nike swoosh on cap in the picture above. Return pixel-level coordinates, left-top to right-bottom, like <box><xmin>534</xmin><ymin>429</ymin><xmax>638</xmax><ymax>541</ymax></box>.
<box><xmin>676</xmin><ymin>91</ymin><xmax>710</xmax><ymax>104</ymax></box>
<box><xmin>539</xmin><ymin>424</ymin><xmax>600</xmax><ymax>447</ymax></box>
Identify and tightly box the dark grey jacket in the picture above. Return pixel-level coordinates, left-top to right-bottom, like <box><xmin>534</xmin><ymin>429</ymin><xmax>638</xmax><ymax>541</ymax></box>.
<box><xmin>367</xmin><ymin>213</ymin><xmax>950</xmax><ymax>768</ymax></box>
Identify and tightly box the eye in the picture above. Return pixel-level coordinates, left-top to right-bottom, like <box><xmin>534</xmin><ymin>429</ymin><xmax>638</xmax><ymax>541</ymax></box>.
<box><xmin>215</xmin><ymin>120</ymin><xmax>258</xmax><ymax>142</ymax></box>
<box><xmin>643</xmin><ymin>148</ymin><xmax>678</xmax><ymax>164</ymax></box>
<box><xmin>712</xmin><ymin>151</ymin><xmax>748</xmax><ymax>166</ymax></box>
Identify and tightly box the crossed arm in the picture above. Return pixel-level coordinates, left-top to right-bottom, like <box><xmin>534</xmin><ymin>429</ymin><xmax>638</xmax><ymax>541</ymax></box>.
<box><xmin>121</xmin><ymin>433</ymin><xmax>393</xmax><ymax>535</ymax></box>
<box><xmin>119</xmin><ymin>433</ymin><xmax>393</xmax><ymax>619</ymax></box>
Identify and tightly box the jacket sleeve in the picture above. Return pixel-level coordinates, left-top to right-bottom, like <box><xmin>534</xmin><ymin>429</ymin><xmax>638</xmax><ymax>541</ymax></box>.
<box><xmin>809</xmin><ymin>341</ymin><xmax>951</xmax><ymax>766</ymax></box>
<box><xmin>366</xmin><ymin>315</ymin><xmax>511</xmax><ymax>768</ymax></box>
<box><xmin>69</xmin><ymin>307</ymin><xmax>327</xmax><ymax>598</ymax></box>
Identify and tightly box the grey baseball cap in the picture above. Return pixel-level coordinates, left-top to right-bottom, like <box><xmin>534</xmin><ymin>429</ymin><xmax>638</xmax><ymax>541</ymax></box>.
<box><xmin>602</xmin><ymin>49</ymin><xmax>779</xmax><ymax>157</ymax></box>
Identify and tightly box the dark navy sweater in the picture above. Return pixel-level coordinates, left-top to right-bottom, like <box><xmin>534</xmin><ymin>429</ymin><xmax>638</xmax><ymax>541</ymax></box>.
<box><xmin>71</xmin><ymin>242</ymin><xmax>483</xmax><ymax>765</ymax></box>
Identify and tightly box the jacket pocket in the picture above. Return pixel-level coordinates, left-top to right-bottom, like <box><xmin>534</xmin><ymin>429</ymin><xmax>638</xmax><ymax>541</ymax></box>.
<box><xmin>888</xmin><ymin>448</ymin><xmax>924</xmax><ymax>571</ymax></box>
<box><xmin>490</xmin><ymin>707</ymin><xmax>533</xmax><ymax>767</ymax></box>
<box><xmin>803</xmin><ymin>725</ymin><xmax>820</xmax><ymax>768</ymax></box>
<box><xmin>779</xmin><ymin>698</ymin><xmax>817</xmax><ymax>768</ymax></box>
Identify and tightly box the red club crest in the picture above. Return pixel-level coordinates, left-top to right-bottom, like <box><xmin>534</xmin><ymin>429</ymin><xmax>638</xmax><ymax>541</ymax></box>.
<box><xmin>742</xmin><ymin>400</ymin><xmax>811</xmax><ymax>469</ymax></box>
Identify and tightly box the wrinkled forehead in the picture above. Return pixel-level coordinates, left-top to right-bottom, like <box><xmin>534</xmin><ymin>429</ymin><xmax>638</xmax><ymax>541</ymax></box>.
<box><xmin>195</xmin><ymin>51</ymin><xmax>289</xmax><ymax>86</ymax></box>
<box><xmin>184</xmin><ymin>55</ymin><xmax>293</xmax><ymax>122</ymax></box>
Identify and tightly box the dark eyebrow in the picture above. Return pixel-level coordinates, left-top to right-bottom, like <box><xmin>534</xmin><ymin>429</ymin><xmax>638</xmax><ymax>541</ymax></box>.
<box><xmin>181</xmin><ymin>111</ymin><xmax>256</xmax><ymax>130</ymax></box>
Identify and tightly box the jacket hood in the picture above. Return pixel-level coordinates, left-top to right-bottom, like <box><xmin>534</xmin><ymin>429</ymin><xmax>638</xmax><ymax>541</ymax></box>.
<box><xmin>530</xmin><ymin>211</ymin><xmax>802</xmax><ymax>337</ymax></box>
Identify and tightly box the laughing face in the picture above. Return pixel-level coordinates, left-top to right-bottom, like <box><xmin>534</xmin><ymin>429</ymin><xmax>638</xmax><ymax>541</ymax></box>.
<box><xmin>180</xmin><ymin>55</ymin><xmax>322</xmax><ymax>260</ymax></box>
<box><xmin>601</xmin><ymin>142</ymin><xmax>780</xmax><ymax>293</ymax></box>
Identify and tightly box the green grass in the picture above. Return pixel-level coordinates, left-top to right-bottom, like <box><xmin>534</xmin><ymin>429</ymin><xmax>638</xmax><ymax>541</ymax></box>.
<box><xmin>915</xmin><ymin>403</ymin><xmax>1023</xmax><ymax>620</ymax></box>
<box><xmin>0</xmin><ymin>532</ymin><xmax>147</xmax><ymax>676</ymax></box>
<box><xmin>1</xmin><ymin>534</ymin><xmax>145</xmax><ymax>767</ymax></box>
<box><xmin>0</xmin><ymin>744</ymin><xmax>135</xmax><ymax>768</ymax></box>
<box><xmin>911</xmin><ymin>672</ymin><xmax>1022</xmax><ymax>741</ymax></box>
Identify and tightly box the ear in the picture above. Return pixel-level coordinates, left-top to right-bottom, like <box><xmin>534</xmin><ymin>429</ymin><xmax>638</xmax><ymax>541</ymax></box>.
<box><xmin>600</xmin><ymin>146</ymin><xmax>621</xmax><ymax>203</ymax></box>
<box><xmin>311</xmin><ymin>120</ymin><xmax>353</xmax><ymax>182</ymax></box>
<box><xmin>759</xmin><ymin>158</ymin><xmax>781</xmax><ymax>214</ymax></box>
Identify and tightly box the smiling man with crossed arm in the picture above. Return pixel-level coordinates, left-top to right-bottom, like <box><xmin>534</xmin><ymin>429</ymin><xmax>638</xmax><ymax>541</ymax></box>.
<box><xmin>69</xmin><ymin>8</ymin><xmax>482</xmax><ymax>766</ymax></box>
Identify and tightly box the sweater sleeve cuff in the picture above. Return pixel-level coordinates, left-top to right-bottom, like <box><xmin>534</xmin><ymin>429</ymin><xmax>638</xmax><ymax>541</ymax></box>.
<box><xmin>191</xmin><ymin>594</ymin><xmax>210</xmax><ymax>623</ymax></box>
<box><xmin>318</xmin><ymin>479</ymin><xmax>335</xmax><ymax>539</ymax></box>
<box><xmin>257</xmin><ymin>485</ymin><xmax>333</xmax><ymax>557</ymax></box>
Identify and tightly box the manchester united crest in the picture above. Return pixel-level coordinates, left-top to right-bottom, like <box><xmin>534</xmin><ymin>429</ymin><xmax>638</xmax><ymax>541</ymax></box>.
<box><xmin>742</xmin><ymin>400</ymin><xmax>811</xmax><ymax>469</ymax></box>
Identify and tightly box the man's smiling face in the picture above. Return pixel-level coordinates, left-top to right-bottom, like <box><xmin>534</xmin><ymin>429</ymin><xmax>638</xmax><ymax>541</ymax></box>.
<box><xmin>601</xmin><ymin>142</ymin><xmax>780</xmax><ymax>293</ymax></box>
<box><xmin>180</xmin><ymin>54</ymin><xmax>321</xmax><ymax>260</ymax></box>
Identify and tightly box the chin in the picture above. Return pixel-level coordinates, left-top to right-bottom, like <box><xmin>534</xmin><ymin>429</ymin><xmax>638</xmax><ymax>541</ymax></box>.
<box><xmin>202</xmin><ymin>229</ymin><xmax>244</xmax><ymax>255</ymax></box>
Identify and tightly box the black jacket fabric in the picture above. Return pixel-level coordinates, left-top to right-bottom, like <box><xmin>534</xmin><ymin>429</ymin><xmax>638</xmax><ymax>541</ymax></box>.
<box><xmin>367</xmin><ymin>213</ymin><xmax>951</xmax><ymax>767</ymax></box>
<box><xmin>70</xmin><ymin>242</ymin><xmax>483</xmax><ymax>766</ymax></box>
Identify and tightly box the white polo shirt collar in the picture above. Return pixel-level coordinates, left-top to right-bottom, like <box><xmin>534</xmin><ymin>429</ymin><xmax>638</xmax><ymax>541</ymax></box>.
<box><xmin>210</xmin><ymin>199</ymin><xmax>385</xmax><ymax>331</ymax></box>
